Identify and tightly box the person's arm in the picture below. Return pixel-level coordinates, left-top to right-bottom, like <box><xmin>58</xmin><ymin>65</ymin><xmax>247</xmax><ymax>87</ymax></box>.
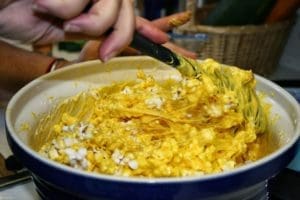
<box><xmin>0</xmin><ymin>40</ymin><xmax>69</xmax><ymax>92</ymax></box>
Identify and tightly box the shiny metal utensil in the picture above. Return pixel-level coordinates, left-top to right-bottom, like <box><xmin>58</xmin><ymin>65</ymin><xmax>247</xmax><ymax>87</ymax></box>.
<box><xmin>0</xmin><ymin>170</ymin><xmax>32</xmax><ymax>189</ymax></box>
<box><xmin>0</xmin><ymin>154</ymin><xmax>31</xmax><ymax>189</ymax></box>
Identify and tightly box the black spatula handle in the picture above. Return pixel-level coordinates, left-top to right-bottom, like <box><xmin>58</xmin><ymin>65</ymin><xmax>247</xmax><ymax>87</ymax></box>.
<box><xmin>130</xmin><ymin>32</ymin><xmax>180</xmax><ymax>67</ymax></box>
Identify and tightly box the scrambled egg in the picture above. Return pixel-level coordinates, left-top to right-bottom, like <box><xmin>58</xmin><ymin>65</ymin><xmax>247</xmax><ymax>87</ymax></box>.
<box><xmin>35</xmin><ymin>59</ymin><xmax>274</xmax><ymax>177</ymax></box>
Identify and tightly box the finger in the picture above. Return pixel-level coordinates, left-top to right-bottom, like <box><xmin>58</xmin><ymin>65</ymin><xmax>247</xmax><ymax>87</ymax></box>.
<box><xmin>163</xmin><ymin>42</ymin><xmax>197</xmax><ymax>59</ymax></box>
<box><xmin>79</xmin><ymin>41</ymin><xmax>140</xmax><ymax>61</ymax></box>
<box><xmin>64</xmin><ymin>0</ymin><xmax>121</xmax><ymax>36</ymax></box>
<box><xmin>151</xmin><ymin>11</ymin><xmax>192</xmax><ymax>32</ymax></box>
<box><xmin>33</xmin><ymin>0</ymin><xmax>90</xmax><ymax>19</ymax></box>
<box><xmin>99</xmin><ymin>0</ymin><xmax>135</xmax><ymax>61</ymax></box>
<box><xmin>78</xmin><ymin>40</ymin><xmax>101</xmax><ymax>62</ymax></box>
<box><xmin>136</xmin><ymin>17</ymin><xmax>169</xmax><ymax>44</ymax></box>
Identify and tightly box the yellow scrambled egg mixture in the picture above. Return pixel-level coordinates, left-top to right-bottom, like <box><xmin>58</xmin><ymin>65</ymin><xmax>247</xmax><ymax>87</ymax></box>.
<box><xmin>35</xmin><ymin>59</ymin><xmax>273</xmax><ymax>177</ymax></box>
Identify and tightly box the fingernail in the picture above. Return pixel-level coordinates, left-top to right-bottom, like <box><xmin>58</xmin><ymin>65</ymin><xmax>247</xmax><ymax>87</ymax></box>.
<box><xmin>169</xmin><ymin>12</ymin><xmax>192</xmax><ymax>27</ymax></box>
<box><xmin>64</xmin><ymin>24</ymin><xmax>81</xmax><ymax>32</ymax></box>
<box><xmin>32</xmin><ymin>4</ymin><xmax>48</xmax><ymax>13</ymax></box>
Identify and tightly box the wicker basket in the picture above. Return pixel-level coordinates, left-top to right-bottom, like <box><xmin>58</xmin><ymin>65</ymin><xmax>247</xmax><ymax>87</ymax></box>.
<box><xmin>174</xmin><ymin>3</ymin><xmax>293</xmax><ymax>76</ymax></box>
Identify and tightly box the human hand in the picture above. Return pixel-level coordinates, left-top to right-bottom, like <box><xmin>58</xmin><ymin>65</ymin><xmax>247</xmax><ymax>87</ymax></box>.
<box><xmin>0</xmin><ymin>0</ymin><xmax>168</xmax><ymax>61</ymax></box>
<box><xmin>78</xmin><ymin>12</ymin><xmax>197</xmax><ymax>62</ymax></box>
<box><xmin>33</xmin><ymin>0</ymin><xmax>138</xmax><ymax>61</ymax></box>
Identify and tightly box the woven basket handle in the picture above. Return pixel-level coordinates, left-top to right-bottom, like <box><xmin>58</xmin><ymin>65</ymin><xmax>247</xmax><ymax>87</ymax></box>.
<box><xmin>185</xmin><ymin>0</ymin><xmax>197</xmax><ymax>25</ymax></box>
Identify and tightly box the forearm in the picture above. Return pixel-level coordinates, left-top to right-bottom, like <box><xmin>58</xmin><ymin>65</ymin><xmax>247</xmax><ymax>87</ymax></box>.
<box><xmin>0</xmin><ymin>40</ymin><xmax>57</xmax><ymax>91</ymax></box>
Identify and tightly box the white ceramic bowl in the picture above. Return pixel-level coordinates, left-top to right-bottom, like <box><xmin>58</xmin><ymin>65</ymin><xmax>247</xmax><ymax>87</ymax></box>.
<box><xmin>5</xmin><ymin>57</ymin><xmax>300</xmax><ymax>200</ymax></box>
